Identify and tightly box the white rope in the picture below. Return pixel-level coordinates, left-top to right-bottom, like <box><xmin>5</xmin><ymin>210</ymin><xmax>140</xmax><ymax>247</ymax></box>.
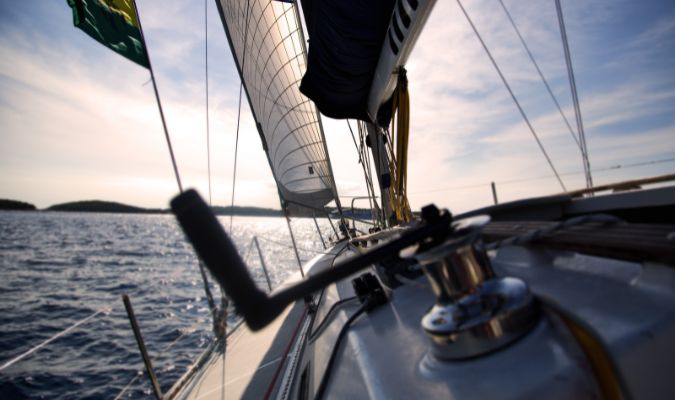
<box><xmin>0</xmin><ymin>308</ymin><xmax>110</xmax><ymax>371</ymax></box>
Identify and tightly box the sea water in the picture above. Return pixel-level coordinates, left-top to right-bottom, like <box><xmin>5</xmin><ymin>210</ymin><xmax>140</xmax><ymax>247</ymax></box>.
<box><xmin>0</xmin><ymin>211</ymin><xmax>334</xmax><ymax>399</ymax></box>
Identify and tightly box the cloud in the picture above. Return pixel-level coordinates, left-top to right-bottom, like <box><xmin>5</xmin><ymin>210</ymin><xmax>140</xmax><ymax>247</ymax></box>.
<box><xmin>397</xmin><ymin>0</ymin><xmax>675</xmax><ymax>212</ymax></box>
<box><xmin>1</xmin><ymin>0</ymin><xmax>673</xmax><ymax>215</ymax></box>
<box><xmin>0</xmin><ymin>6</ymin><xmax>273</xmax><ymax>209</ymax></box>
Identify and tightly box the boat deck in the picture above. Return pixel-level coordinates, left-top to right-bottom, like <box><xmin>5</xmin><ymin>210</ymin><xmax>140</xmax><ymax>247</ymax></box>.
<box><xmin>182</xmin><ymin>300</ymin><xmax>306</xmax><ymax>400</ymax></box>
<box><xmin>178</xmin><ymin>243</ymin><xmax>348</xmax><ymax>400</ymax></box>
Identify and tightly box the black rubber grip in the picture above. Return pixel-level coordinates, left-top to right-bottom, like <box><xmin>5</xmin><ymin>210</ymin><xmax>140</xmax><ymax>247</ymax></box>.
<box><xmin>171</xmin><ymin>189</ymin><xmax>281</xmax><ymax>330</ymax></box>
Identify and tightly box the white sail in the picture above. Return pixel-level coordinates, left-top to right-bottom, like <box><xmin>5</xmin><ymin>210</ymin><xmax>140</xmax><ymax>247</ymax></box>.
<box><xmin>216</xmin><ymin>0</ymin><xmax>337</xmax><ymax>215</ymax></box>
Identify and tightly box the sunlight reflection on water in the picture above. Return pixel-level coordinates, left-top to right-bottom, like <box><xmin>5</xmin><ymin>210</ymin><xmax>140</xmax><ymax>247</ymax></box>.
<box><xmin>0</xmin><ymin>211</ymin><xmax>337</xmax><ymax>399</ymax></box>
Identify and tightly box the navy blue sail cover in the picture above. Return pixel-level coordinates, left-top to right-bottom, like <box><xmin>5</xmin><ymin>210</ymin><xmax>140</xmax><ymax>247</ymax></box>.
<box><xmin>299</xmin><ymin>0</ymin><xmax>396</xmax><ymax>121</ymax></box>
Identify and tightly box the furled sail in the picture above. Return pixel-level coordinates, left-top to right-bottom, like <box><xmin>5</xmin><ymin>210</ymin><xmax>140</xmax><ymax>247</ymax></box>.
<box><xmin>215</xmin><ymin>0</ymin><xmax>338</xmax><ymax>216</ymax></box>
<box><xmin>298</xmin><ymin>0</ymin><xmax>396</xmax><ymax>122</ymax></box>
<box><xmin>298</xmin><ymin>0</ymin><xmax>436</xmax><ymax>124</ymax></box>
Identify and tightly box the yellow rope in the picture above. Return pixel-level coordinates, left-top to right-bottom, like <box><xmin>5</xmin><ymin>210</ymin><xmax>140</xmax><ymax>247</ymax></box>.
<box><xmin>539</xmin><ymin>296</ymin><xmax>628</xmax><ymax>400</ymax></box>
<box><xmin>389</xmin><ymin>68</ymin><xmax>413</xmax><ymax>223</ymax></box>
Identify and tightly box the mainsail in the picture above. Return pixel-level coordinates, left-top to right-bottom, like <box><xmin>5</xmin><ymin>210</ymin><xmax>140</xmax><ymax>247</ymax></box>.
<box><xmin>215</xmin><ymin>0</ymin><xmax>338</xmax><ymax>216</ymax></box>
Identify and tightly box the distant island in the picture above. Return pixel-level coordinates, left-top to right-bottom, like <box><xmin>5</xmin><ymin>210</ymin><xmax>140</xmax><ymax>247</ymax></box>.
<box><xmin>212</xmin><ymin>205</ymin><xmax>282</xmax><ymax>217</ymax></box>
<box><xmin>44</xmin><ymin>200</ymin><xmax>282</xmax><ymax>216</ymax></box>
<box><xmin>2</xmin><ymin>199</ymin><xmax>381</xmax><ymax>219</ymax></box>
<box><xmin>47</xmin><ymin>200</ymin><xmax>163</xmax><ymax>214</ymax></box>
<box><xmin>0</xmin><ymin>199</ymin><xmax>37</xmax><ymax>210</ymax></box>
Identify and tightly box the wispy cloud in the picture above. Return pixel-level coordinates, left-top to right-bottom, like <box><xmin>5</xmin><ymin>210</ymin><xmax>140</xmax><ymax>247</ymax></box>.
<box><xmin>0</xmin><ymin>4</ymin><xmax>267</xmax><ymax>209</ymax></box>
<box><xmin>0</xmin><ymin>0</ymin><xmax>673</xmax><ymax>214</ymax></box>
<box><xmin>398</xmin><ymin>0</ymin><xmax>675</xmax><ymax>212</ymax></box>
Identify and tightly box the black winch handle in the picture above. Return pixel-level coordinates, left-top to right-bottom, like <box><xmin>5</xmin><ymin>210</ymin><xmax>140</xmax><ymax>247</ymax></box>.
<box><xmin>171</xmin><ymin>189</ymin><xmax>452</xmax><ymax>331</ymax></box>
<box><xmin>171</xmin><ymin>189</ymin><xmax>278</xmax><ymax>330</ymax></box>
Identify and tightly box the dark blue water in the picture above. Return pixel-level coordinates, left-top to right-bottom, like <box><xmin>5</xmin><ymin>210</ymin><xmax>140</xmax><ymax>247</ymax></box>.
<box><xmin>0</xmin><ymin>211</ymin><xmax>330</xmax><ymax>399</ymax></box>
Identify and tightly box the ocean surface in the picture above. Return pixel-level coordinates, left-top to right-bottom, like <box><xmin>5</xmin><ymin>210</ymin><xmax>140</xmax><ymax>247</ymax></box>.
<box><xmin>0</xmin><ymin>211</ymin><xmax>334</xmax><ymax>399</ymax></box>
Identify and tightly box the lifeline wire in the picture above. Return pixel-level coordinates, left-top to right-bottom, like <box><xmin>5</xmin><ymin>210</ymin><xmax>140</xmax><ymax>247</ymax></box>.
<box><xmin>113</xmin><ymin>301</ymin><xmax>228</xmax><ymax>400</ymax></box>
<box><xmin>0</xmin><ymin>308</ymin><xmax>109</xmax><ymax>371</ymax></box>
<box><xmin>456</xmin><ymin>0</ymin><xmax>566</xmax><ymax>192</ymax></box>
<box><xmin>225</xmin><ymin>3</ymin><xmax>253</xmax><ymax>397</ymax></box>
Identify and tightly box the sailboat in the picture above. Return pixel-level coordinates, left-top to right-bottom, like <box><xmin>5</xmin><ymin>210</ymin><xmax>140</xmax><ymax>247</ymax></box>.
<box><xmin>134</xmin><ymin>0</ymin><xmax>675</xmax><ymax>399</ymax></box>
<box><xmin>60</xmin><ymin>0</ymin><xmax>675</xmax><ymax>398</ymax></box>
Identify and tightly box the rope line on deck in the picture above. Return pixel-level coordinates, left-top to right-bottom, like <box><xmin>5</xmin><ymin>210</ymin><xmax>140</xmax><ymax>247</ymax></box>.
<box><xmin>485</xmin><ymin>214</ymin><xmax>622</xmax><ymax>250</ymax></box>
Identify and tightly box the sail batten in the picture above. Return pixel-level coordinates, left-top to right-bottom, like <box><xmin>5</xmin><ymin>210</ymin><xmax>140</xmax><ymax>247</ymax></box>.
<box><xmin>216</xmin><ymin>0</ymin><xmax>338</xmax><ymax>215</ymax></box>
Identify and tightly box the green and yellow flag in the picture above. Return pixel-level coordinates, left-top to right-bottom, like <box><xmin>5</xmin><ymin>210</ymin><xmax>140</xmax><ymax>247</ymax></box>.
<box><xmin>67</xmin><ymin>0</ymin><xmax>149</xmax><ymax>68</ymax></box>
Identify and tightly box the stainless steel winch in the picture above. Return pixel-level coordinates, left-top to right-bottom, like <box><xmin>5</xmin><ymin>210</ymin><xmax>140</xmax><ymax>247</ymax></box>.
<box><xmin>412</xmin><ymin>215</ymin><xmax>539</xmax><ymax>360</ymax></box>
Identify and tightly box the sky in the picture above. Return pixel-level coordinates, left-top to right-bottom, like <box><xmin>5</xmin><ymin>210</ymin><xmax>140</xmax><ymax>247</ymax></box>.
<box><xmin>1</xmin><ymin>0</ymin><xmax>674</xmax><ymax>214</ymax></box>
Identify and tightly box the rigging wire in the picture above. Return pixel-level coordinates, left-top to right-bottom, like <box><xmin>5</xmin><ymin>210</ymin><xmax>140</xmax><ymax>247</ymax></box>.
<box><xmin>131</xmin><ymin>0</ymin><xmax>183</xmax><ymax>194</ymax></box>
<box><xmin>230</xmin><ymin>82</ymin><xmax>244</xmax><ymax>234</ymax></box>
<box><xmin>198</xmin><ymin>0</ymin><xmax>220</xmax><ymax>338</ymax></box>
<box><xmin>455</xmin><ymin>0</ymin><xmax>567</xmax><ymax>192</ymax></box>
<box><xmin>229</xmin><ymin>0</ymin><xmax>253</xmax><ymax>234</ymax></box>
<box><xmin>408</xmin><ymin>156</ymin><xmax>675</xmax><ymax>195</ymax></box>
<box><xmin>225</xmin><ymin>1</ymin><xmax>253</xmax><ymax>397</ymax></box>
<box><xmin>497</xmin><ymin>0</ymin><xmax>582</xmax><ymax>151</ymax></box>
<box><xmin>347</xmin><ymin>120</ymin><xmax>377</xmax><ymax>223</ymax></box>
<box><xmin>205</xmin><ymin>0</ymin><xmax>212</xmax><ymax>206</ymax></box>
<box><xmin>360</xmin><ymin>122</ymin><xmax>386</xmax><ymax>226</ymax></box>
<box><xmin>555</xmin><ymin>0</ymin><xmax>593</xmax><ymax>191</ymax></box>
<box><xmin>136</xmin><ymin>1</ymin><xmax>221</xmax><ymax>345</ymax></box>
